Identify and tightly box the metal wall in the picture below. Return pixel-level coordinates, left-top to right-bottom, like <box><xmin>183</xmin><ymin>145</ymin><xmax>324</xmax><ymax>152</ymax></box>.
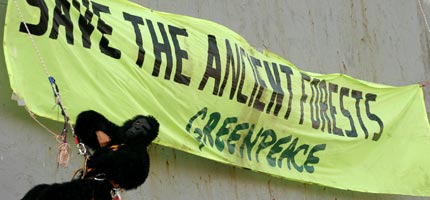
<box><xmin>1</xmin><ymin>0</ymin><xmax>429</xmax><ymax>199</ymax></box>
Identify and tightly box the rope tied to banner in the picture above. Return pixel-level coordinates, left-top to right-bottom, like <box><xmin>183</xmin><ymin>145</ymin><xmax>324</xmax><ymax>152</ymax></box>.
<box><xmin>12</xmin><ymin>0</ymin><xmax>88</xmax><ymax>167</ymax></box>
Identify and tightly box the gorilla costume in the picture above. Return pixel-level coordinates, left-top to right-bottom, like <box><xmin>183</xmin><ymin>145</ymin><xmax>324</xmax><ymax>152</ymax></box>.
<box><xmin>21</xmin><ymin>110</ymin><xmax>159</xmax><ymax>200</ymax></box>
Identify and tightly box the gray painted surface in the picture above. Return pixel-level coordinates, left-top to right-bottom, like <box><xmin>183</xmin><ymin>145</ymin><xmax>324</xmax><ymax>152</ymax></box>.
<box><xmin>1</xmin><ymin>0</ymin><xmax>429</xmax><ymax>199</ymax></box>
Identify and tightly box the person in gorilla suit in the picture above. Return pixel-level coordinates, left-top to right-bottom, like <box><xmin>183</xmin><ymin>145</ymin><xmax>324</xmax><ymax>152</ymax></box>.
<box><xmin>21</xmin><ymin>110</ymin><xmax>159</xmax><ymax>200</ymax></box>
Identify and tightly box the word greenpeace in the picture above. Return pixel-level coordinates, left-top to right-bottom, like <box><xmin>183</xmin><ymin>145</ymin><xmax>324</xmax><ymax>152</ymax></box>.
<box><xmin>20</xmin><ymin>0</ymin><xmax>384</xmax><ymax>141</ymax></box>
<box><xmin>186</xmin><ymin>107</ymin><xmax>327</xmax><ymax>173</ymax></box>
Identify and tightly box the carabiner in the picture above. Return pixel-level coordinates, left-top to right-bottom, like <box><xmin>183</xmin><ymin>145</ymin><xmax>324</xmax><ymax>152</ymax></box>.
<box><xmin>77</xmin><ymin>143</ymin><xmax>87</xmax><ymax>155</ymax></box>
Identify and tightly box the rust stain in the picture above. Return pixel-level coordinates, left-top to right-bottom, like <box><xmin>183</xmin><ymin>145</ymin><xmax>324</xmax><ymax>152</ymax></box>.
<box><xmin>204</xmin><ymin>174</ymin><xmax>214</xmax><ymax>200</ymax></box>
<box><xmin>360</xmin><ymin>0</ymin><xmax>371</xmax><ymax>44</ymax></box>
<box><xmin>228</xmin><ymin>167</ymin><xmax>239</xmax><ymax>200</ymax></box>
<box><xmin>172</xmin><ymin>148</ymin><xmax>177</xmax><ymax>160</ymax></box>
<box><xmin>341</xmin><ymin>61</ymin><xmax>347</xmax><ymax>74</ymax></box>
<box><xmin>267</xmin><ymin>180</ymin><xmax>275</xmax><ymax>200</ymax></box>
<box><xmin>165</xmin><ymin>160</ymin><xmax>170</xmax><ymax>177</ymax></box>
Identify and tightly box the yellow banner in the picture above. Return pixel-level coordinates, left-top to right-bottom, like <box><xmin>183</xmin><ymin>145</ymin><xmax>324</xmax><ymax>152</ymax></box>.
<box><xmin>4</xmin><ymin>0</ymin><xmax>430</xmax><ymax>196</ymax></box>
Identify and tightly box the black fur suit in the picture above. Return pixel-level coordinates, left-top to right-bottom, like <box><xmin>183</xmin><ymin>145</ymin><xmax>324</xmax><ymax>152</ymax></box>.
<box><xmin>21</xmin><ymin>110</ymin><xmax>159</xmax><ymax>200</ymax></box>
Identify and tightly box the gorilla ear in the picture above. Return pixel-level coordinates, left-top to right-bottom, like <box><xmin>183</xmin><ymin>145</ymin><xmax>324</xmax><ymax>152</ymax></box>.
<box><xmin>143</xmin><ymin>116</ymin><xmax>160</xmax><ymax>132</ymax></box>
